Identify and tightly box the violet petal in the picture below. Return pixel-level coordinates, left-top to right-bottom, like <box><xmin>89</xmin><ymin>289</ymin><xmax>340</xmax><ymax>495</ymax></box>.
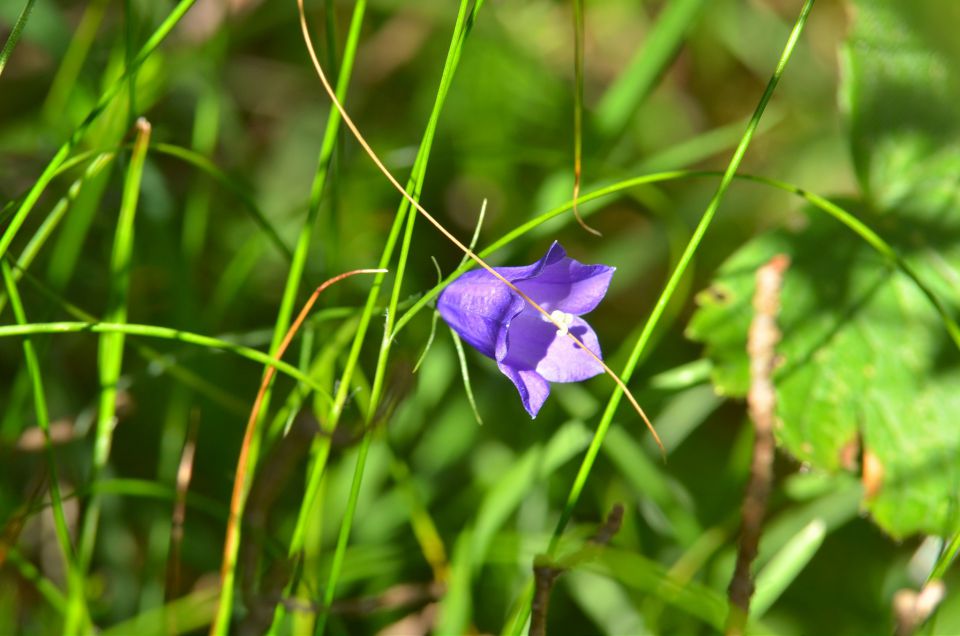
<box><xmin>496</xmin><ymin>363</ymin><xmax>551</xmax><ymax>418</ymax></box>
<box><xmin>515</xmin><ymin>254</ymin><xmax>614</xmax><ymax>315</ymax></box>
<box><xmin>437</xmin><ymin>269</ymin><xmax>525</xmax><ymax>358</ymax></box>
<box><xmin>436</xmin><ymin>241</ymin><xmax>613</xmax><ymax>418</ymax></box>
<box><xmin>498</xmin><ymin>309</ymin><xmax>604</xmax><ymax>385</ymax></box>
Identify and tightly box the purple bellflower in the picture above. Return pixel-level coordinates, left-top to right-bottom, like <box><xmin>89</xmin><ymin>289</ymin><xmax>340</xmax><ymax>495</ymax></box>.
<box><xmin>437</xmin><ymin>242</ymin><xmax>615</xmax><ymax>417</ymax></box>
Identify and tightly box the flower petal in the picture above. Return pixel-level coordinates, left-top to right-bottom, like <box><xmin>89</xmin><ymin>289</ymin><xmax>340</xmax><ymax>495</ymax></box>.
<box><xmin>496</xmin><ymin>363</ymin><xmax>551</xmax><ymax>418</ymax></box>
<box><xmin>515</xmin><ymin>244</ymin><xmax>615</xmax><ymax>315</ymax></box>
<box><xmin>437</xmin><ymin>269</ymin><xmax>525</xmax><ymax>358</ymax></box>
<box><xmin>498</xmin><ymin>309</ymin><xmax>604</xmax><ymax>384</ymax></box>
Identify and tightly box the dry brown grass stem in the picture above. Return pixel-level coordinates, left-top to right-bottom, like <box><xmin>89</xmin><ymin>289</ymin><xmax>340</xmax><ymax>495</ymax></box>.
<box><xmin>726</xmin><ymin>254</ymin><xmax>790</xmax><ymax>636</ymax></box>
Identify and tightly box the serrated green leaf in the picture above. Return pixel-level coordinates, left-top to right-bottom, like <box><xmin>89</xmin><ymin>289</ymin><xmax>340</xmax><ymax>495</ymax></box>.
<box><xmin>843</xmin><ymin>0</ymin><xmax>960</xmax><ymax>220</ymax></box>
<box><xmin>688</xmin><ymin>215</ymin><xmax>960</xmax><ymax>539</ymax></box>
<box><xmin>689</xmin><ymin>0</ymin><xmax>960</xmax><ymax>541</ymax></box>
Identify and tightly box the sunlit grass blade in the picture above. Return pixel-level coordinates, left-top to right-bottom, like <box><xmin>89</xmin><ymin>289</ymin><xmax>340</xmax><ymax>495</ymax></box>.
<box><xmin>70</xmin><ymin>117</ymin><xmax>151</xmax><ymax>634</ymax></box>
<box><xmin>0</xmin><ymin>260</ymin><xmax>78</xmax><ymax>627</ymax></box>
<box><xmin>505</xmin><ymin>1</ymin><xmax>818</xmax><ymax>631</ymax></box>
<box><xmin>449</xmin><ymin>330</ymin><xmax>484</xmax><ymax>426</ymax></box>
<box><xmin>548</xmin><ymin>0</ymin><xmax>816</xmax><ymax>552</ymax></box>
<box><xmin>210</xmin><ymin>269</ymin><xmax>384</xmax><ymax>636</ymax></box>
<box><xmin>0</xmin><ymin>0</ymin><xmax>197</xmax><ymax>262</ymax></box>
<box><xmin>0</xmin><ymin>0</ymin><xmax>37</xmax><ymax>78</ymax></box>
<box><xmin>750</xmin><ymin>518</ymin><xmax>827</xmax><ymax>618</ymax></box>
<box><xmin>595</xmin><ymin>0</ymin><xmax>708</xmax><ymax>138</ymax></box>
<box><xmin>292</xmin><ymin>2</ymin><xmax>483</xmax><ymax>633</ymax></box>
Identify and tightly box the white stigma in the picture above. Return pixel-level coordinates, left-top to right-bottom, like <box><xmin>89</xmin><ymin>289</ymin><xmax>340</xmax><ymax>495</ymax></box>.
<box><xmin>548</xmin><ymin>309</ymin><xmax>575</xmax><ymax>336</ymax></box>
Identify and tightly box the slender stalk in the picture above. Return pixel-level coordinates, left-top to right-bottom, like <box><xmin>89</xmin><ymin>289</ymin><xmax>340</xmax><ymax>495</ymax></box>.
<box><xmin>726</xmin><ymin>255</ymin><xmax>789</xmax><ymax>635</ymax></box>
<box><xmin>0</xmin><ymin>0</ymin><xmax>37</xmax><ymax>78</ymax></box>
<box><xmin>310</xmin><ymin>2</ymin><xmax>481</xmax><ymax>633</ymax></box>
<box><xmin>210</xmin><ymin>270</ymin><xmax>384</xmax><ymax>636</ymax></box>
<box><xmin>1</xmin><ymin>261</ymin><xmax>78</xmax><ymax>628</ymax></box>
<box><xmin>570</xmin><ymin>0</ymin><xmax>600</xmax><ymax>236</ymax></box>
<box><xmin>0</xmin><ymin>0</ymin><xmax>197</xmax><ymax>262</ymax></box>
<box><xmin>70</xmin><ymin>118</ymin><xmax>151</xmax><ymax>634</ymax></box>
<box><xmin>549</xmin><ymin>0</ymin><xmax>816</xmax><ymax>554</ymax></box>
<box><xmin>506</xmin><ymin>0</ymin><xmax>817</xmax><ymax>631</ymax></box>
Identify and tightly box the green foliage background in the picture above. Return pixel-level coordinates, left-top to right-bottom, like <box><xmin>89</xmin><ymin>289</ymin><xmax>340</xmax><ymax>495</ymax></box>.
<box><xmin>2</xmin><ymin>0</ymin><xmax>960</xmax><ymax>634</ymax></box>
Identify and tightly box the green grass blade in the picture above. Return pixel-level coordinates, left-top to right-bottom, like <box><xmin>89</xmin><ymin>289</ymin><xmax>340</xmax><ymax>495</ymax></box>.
<box><xmin>313</xmin><ymin>1</ymin><xmax>482</xmax><ymax>629</ymax></box>
<box><xmin>550</xmin><ymin>0</ymin><xmax>816</xmax><ymax>552</ymax></box>
<box><xmin>595</xmin><ymin>0</ymin><xmax>708</xmax><ymax>137</ymax></box>
<box><xmin>181</xmin><ymin>83</ymin><xmax>223</xmax><ymax>264</ymax></box>
<box><xmin>0</xmin><ymin>0</ymin><xmax>197</xmax><ymax>263</ymax></box>
<box><xmin>0</xmin><ymin>321</ymin><xmax>334</xmax><ymax>400</ymax></box>
<box><xmin>70</xmin><ymin>118</ymin><xmax>152</xmax><ymax>634</ymax></box>
<box><xmin>0</xmin><ymin>0</ymin><xmax>37</xmax><ymax>78</ymax></box>
<box><xmin>219</xmin><ymin>2</ymin><xmax>369</xmax><ymax>633</ymax></box>
<box><xmin>750</xmin><ymin>518</ymin><xmax>827</xmax><ymax>618</ymax></box>
<box><xmin>5</xmin><ymin>547</ymin><xmax>68</xmax><ymax>614</ymax></box>
<box><xmin>0</xmin><ymin>260</ymin><xmax>78</xmax><ymax>627</ymax></box>
<box><xmin>42</xmin><ymin>0</ymin><xmax>110</xmax><ymax>120</ymax></box>
<box><xmin>507</xmin><ymin>1</ymin><xmax>817</xmax><ymax>631</ymax></box>
<box><xmin>0</xmin><ymin>153</ymin><xmax>115</xmax><ymax>316</ymax></box>
<box><xmin>449</xmin><ymin>330</ymin><xmax>484</xmax><ymax>426</ymax></box>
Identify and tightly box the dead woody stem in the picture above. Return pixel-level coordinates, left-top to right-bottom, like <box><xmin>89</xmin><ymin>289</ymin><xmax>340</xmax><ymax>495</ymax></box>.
<box><xmin>726</xmin><ymin>254</ymin><xmax>790</xmax><ymax>636</ymax></box>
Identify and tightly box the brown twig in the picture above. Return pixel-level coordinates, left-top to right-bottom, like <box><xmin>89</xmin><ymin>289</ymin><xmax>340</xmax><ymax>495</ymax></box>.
<box><xmin>166</xmin><ymin>409</ymin><xmax>200</xmax><ymax>602</ymax></box>
<box><xmin>726</xmin><ymin>254</ymin><xmax>790</xmax><ymax>636</ymax></box>
<box><xmin>894</xmin><ymin>581</ymin><xmax>946</xmax><ymax>636</ymax></box>
<box><xmin>529</xmin><ymin>503</ymin><xmax>624</xmax><ymax>636</ymax></box>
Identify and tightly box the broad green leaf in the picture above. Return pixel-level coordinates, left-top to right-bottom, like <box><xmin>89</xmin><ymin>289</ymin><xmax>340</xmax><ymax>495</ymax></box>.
<box><xmin>688</xmin><ymin>0</ymin><xmax>960</xmax><ymax>540</ymax></box>
<box><xmin>843</xmin><ymin>0</ymin><xmax>960</xmax><ymax>221</ymax></box>
<box><xmin>687</xmin><ymin>215</ymin><xmax>960</xmax><ymax>538</ymax></box>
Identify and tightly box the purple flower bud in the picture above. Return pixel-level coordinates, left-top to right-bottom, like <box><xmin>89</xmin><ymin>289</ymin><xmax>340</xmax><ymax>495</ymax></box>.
<box><xmin>437</xmin><ymin>242</ymin><xmax>615</xmax><ymax>417</ymax></box>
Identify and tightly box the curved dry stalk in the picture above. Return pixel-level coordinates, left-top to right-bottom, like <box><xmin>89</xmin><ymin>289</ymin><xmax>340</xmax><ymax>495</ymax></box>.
<box><xmin>296</xmin><ymin>0</ymin><xmax>662</xmax><ymax>453</ymax></box>
<box><xmin>211</xmin><ymin>268</ymin><xmax>386</xmax><ymax>636</ymax></box>
<box><xmin>572</xmin><ymin>176</ymin><xmax>601</xmax><ymax>237</ymax></box>
<box><xmin>571</xmin><ymin>0</ymin><xmax>601</xmax><ymax>238</ymax></box>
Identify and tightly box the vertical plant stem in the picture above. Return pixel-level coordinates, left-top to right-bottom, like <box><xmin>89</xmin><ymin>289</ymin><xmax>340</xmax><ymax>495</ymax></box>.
<box><xmin>68</xmin><ymin>118</ymin><xmax>152</xmax><ymax>635</ymax></box>
<box><xmin>0</xmin><ymin>260</ymin><xmax>78</xmax><ymax>626</ymax></box>
<box><xmin>570</xmin><ymin>0</ymin><xmax>599</xmax><ymax>236</ymax></box>
<box><xmin>0</xmin><ymin>0</ymin><xmax>37</xmax><ymax>78</ymax></box>
<box><xmin>226</xmin><ymin>1</ymin><xmax>365</xmax><ymax>632</ymax></box>
<box><xmin>290</xmin><ymin>0</ymin><xmax>483</xmax><ymax>633</ymax></box>
<box><xmin>309</xmin><ymin>4</ymin><xmax>481</xmax><ymax>633</ymax></box>
<box><xmin>0</xmin><ymin>0</ymin><xmax>197</xmax><ymax>263</ymax></box>
<box><xmin>42</xmin><ymin>0</ymin><xmax>110</xmax><ymax>119</ymax></box>
<box><xmin>726</xmin><ymin>254</ymin><xmax>789</xmax><ymax>636</ymax></box>
<box><xmin>211</xmin><ymin>270</ymin><xmax>383</xmax><ymax>636</ymax></box>
<box><xmin>507</xmin><ymin>1</ymin><xmax>817</xmax><ymax>632</ymax></box>
<box><xmin>123</xmin><ymin>0</ymin><xmax>138</xmax><ymax>120</ymax></box>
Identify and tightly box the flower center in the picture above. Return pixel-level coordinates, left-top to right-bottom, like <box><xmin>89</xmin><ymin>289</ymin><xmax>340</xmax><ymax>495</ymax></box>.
<box><xmin>547</xmin><ymin>309</ymin><xmax>575</xmax><ymax>336</ymax></box>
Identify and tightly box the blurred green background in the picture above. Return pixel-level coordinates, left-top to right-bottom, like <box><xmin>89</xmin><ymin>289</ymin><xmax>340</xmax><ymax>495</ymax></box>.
<box><xmin>2</xmin><ymin>0</ymin><xmax>960</xmax><ymax>634</ymax></box>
